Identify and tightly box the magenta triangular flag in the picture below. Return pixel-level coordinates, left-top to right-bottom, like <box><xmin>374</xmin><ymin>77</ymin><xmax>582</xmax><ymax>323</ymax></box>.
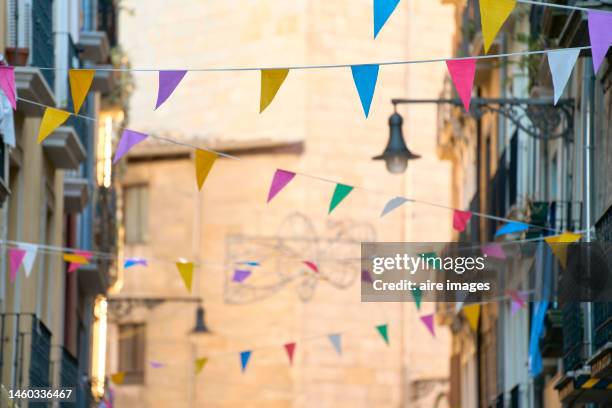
<box><xmin>446</xmin><ymin>59</ymin><xmax>476</xmax><ymax>111</ymax></box>
<box><xmin>420</xmin><ymin>314</ymin><xmax>435</xmax><ymax>337</ymax></box>
<box><xmin>267</xmin><ymin>169</ymin><xmax>296</xmax><ymax>202</ymax></box>
<box><xmin>482</xmin><ymin>243</ymin><xmax>506</xmax><ymax>259</ymax></box>
<box><xmin>0</xmin><ymin>67</ymin><xmax>16</xmax><ymax>110</ymax></box>
<box><xmin>284</xmin><ymin>342</ymin><xmax>296</xmax><ymax>365</ymax></box>
<box><xmin>588</xmin><ymin>11</ymin><xmax>612</xmax><ymax>73</ymax></box>
<box><xmin>155</xmin><ymin>70</ymin><xmax>187</xmax><ymax>109</ymax></box>
<box><xmin>113</xmin><ymin>129</ymin><xmax>148</xmax><ymax>163</ymax></box>
<box><xmin>8</xmin><ymin>248</ymin><xmax>26</xmax><ymax>282</ymax></box>
<box><xmin>452</xmin><ymin>210</ymin><xmax>472</xmax><ymax>232</ymax></box>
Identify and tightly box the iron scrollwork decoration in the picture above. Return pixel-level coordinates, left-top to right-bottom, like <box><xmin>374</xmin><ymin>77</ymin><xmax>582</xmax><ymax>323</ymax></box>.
<box><xmin>393</xmin><ymin>97</ymin><xmax>574</xmax><ymax>141</ymax></box>
<box><xmin>106</xmin><ymin>297</ymin><xmax>201</xmax><ymax>321</ymax></box>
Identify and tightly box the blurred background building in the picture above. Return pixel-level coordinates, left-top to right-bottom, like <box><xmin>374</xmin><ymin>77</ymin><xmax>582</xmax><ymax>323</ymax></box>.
<box><xmin>106</xmin><ymin>0</ymin><xmax>456</xmax><ymax>407</ymax></box>
<box><xmin>436</xmin><ymin>0</ymin><xmax>612</xmax><ymax>407</ymax></box>
<box><xmin>0</xmin><ymin>0</ymin><xmax>123</xmax><ymax>406</ymax></box>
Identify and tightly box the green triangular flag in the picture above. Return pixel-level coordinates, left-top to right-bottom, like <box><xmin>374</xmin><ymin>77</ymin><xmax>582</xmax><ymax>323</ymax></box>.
<box><xmin>376</xmin><ymin>324</ymin><xmax>389</xmax><ymax>345</ymax></box>
<box><xmin>412</xmin><ymin>287</ymin><xmax>422</xmax><ymax>310</ymax></box>
<box><xmin>329</xmin><ymin>184</ymin><xmax>354</xmax><ymax>214</ymax></box>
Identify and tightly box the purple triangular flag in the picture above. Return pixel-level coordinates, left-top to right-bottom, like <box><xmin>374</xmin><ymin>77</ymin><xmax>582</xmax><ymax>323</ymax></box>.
<box><xmin>361</xmin><ymin>269</ymin><xmax>373</xmax><ymax>283</ymax></box>
<box><xmin>149</xmin><ymin>361</ymin><xmax>164</xmax><ymax>368</ymax></box>
<box><xmin>113</xmin><ymin>129</ymin><xmax>148</xmax><ymax>163</ymax></box>
<box><xmin>267</xmin><ymin>169</ymin><xmax>296</xmax><ymax>202</ymax></box>
<box><xmin>420</xmin><ymin>314</ymin><xmax>435</xmax><ymax>337</ymax></box>
<box><xmin>232</xmin><ymin>269</ymin><xmax>252</xmax><ymax>283</ymax></box>
<box><xmin>588</xmin><ymin>11</ymin><xmax>612</xmax><ymax>73</ymax></box>
<box><xmin>482</xmin><ymin>243</ymin><xmax>506</xmax><ymax>259</ymax></box>
<box><xmin>155</xmin><ymin>70</ymin><xmax>187</xmax><ymax>109</ymax></box>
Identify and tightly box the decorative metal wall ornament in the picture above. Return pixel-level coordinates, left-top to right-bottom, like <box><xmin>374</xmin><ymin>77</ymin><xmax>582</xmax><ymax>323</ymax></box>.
<box><xmin>107</xmin><ymin>297</ymin><xmax>201</xmax><ymax>321</ymax></box>
<box><xmin>224</xmin><ymin>212</ymin><xmax>376</xmax><ymax>304</ymax></box>
<box><xmin>392</xmin><ymin>97</ymin><xmax>574</xmax><ymax>141</ymax></box>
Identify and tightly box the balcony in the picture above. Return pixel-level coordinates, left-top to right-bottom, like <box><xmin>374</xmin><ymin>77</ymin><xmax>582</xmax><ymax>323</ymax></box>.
<box><xmin>14</xmin><ymin>67</ymin><xmax>55</xmax><ymax>115</ymax></box>
<box><xmin>41</xmin><ymin>126</ymin><xmax>86</xmax><ymax>170</ymax></box>
<box><xmin>64</xmin><ymin>171</ymin><xmax>90</xmax><ymax>213</ymax></box>
<box><xmin>77</xmin><ymin>31</ymin><xmax>110</xmax><ymax>64</ymax></box>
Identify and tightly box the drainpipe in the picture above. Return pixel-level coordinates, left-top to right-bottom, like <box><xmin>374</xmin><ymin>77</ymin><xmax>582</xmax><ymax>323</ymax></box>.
<box><xmin>581</xmin><ymin>58</ymin><xmax>594</xmax><ymax>370</ymax></box>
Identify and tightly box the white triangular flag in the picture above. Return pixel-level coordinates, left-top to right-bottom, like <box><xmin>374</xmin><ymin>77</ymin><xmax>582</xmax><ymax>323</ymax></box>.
<box><xmin>547</xmin><ymin>49</ymin><xmax>580</xmax><ymax>105</ymax></box>
<box><xmin>16</xmin><ymin>243</ymin><xmax>37</xmax><ymax>277</ymax></box>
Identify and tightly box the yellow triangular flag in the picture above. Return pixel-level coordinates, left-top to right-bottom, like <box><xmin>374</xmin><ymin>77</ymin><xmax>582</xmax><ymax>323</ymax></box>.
<box><xmin>110</xmin><ymin>372</ymin><xmax>125</xmax><ymax>385</ymax></box>
<box><xmin>544</xmin><ymin>232</ymin><xmax>582</xmax><ymax>268</ymax></box>
<box><xmin>195</xmin><ymin>150</ymin><xmax>218</xmax><ymax>190</ymax></box>
<box><xmin>260</xmin><ymin>69</ymin><xmax>289</xmax><ymax>113</ymax></box>
<box><xmin>479</xmin><ymin>0</ymin><xmax>516</xmax><ymax>53</ymax></box>
<box><xmin>176</xmin><ymin>261</ymin><xmax>194</xmax><ymax>293</ymax></box>
<box><xmin>69</xmin><ymin>69</ymin><xmax>95</xmax><ymax>114</ymax></box>
<box><xmin>38</xmin><ymin>108</ymin><xmax>71</xmax><ymax>143</ymax></box>
<box><xmin>63</xmin><ymin>254</ymin><xmax>89</xmax><ymax>264</ymax></box>
<box><xmin>195</xmin><ymin>357</ymin><xmax>208</xmax><ymax>374</ymax></box>
<box><xmin>463</xmin><ymin>304</ymin><xmax>480</xmax><ymax>332</ymax></box>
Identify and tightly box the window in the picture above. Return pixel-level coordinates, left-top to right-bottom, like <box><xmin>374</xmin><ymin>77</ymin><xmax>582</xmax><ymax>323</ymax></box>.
<box><xmin>118</xmin><ymin>323</ymin><xmax>145</xmax><ymax>384</ymax></box>
<box><xmin>124</xmin><ymin>185</ymin><xmax>148</xmax><ymax>244</ymax></box>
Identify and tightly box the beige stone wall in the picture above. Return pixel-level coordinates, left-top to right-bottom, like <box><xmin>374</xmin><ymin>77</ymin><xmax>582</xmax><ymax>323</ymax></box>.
<box><xmin>112</xmin><ymin>1</ymin><xmax>455</xmax><ymax>407</ymax></box>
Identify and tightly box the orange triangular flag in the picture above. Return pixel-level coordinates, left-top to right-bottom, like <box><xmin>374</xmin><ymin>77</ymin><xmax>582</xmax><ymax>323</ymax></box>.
<box><xmin>260</xmin><ymin>69</ymin><xmax>289</xmax><ymax>113</ymax></box>
<box><xmin>176</xmin><ymin>261</ymin><xmax>194</xmax><ymax>293</ymax></box>
<box><xmin>69</xmin><ymin>69</ymin><xmax>95</xmax><ymax>114</ymax></box>
<box><xmin>463</xmin><ymin>304</ymin><xmax>480</xmax><ymax>332</ymax></box>
<box><xmin>38</xmin><ymin>108</ymin><xmax>71</xmax><ymax>143</ymax></box>
<box><xmin>544</xmin><ymin>232</ymin><xmax>582</xmax><ymax>268</ymax></box>
<box><xmin>195</xmin><ymin>150</ymin><xmax>218</xmax><ymax>190</ymax></box>
<box><xmin>111</xmin><ymin>372</ymin><xmax>125</xmax><ymax>385</ymax></box>
<box><xmin>195</xmin><ymin>357</ymin><xmax>208</xmax><ymax>374</ymax></box>
<box><xmin>480</xmin><ymin>0</ymin><xmax>516</xmax><ymax>53</ymax></box>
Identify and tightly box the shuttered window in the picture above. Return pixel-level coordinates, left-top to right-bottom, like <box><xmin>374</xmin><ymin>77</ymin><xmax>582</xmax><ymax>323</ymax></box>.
<box><xmin>118</xmin><ymin>323</ymin><xmax>145</xmax><ymax>384</ymax></box>
<box><xmin>124</xmin><ymin>185</ymin><xmax>149</xmax><ymax>244</ymax></box>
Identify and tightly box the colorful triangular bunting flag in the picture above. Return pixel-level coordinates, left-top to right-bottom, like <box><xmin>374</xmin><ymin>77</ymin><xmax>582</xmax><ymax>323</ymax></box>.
<box><xmin>446</xmin><ymin>59</ymin><xmax>476</xmax><ymax>111</ymax></box>
<box><xmin>16</xmin><ymin>243</ymin><xmax>37</xmax><ymax>277</ymax></box>
<box><xmin>69</xmin><ymin>69</ymin><xmax>95</xmax><ymax>114</ymax></box>
<box><xmin>303</xmin><ymin>261</ymin><xmax>318</xmax><ymax>273</ymax></box>
<box><xmin>412</xmin><ymin>287</ymin><xmax>422</xmax><ymax>310</ymax></box>
<box><xmin>381</xmin><ymin>196</ymin><xmax>409</xmax><ymax>217</ymax></box>
<box><xmin>240</xmin><ymin>350</ymin><xmax>252</xmax><ymax>372</ymax></box>
<box><xmin>361</xmin><ymin>269</ymin><xmax>373</xmax><ymax>283</ymax></box>
<box><xmin>494</xmin><ymin>221</ymin><xmax>528</xmax><ymax>237</ymax></box>
<box><xmin>284</xmin><ymin>342</ymin><xmax>296</xmax><ymax>365</ymax></box>
<box><xmin>113</xmin><ymin>129</ymin><xmax>148</xmax><ymax>163</ymax></box>
<box><xmin>351</xmin><ymin>64</ymin><xmax>379</xmax><ymax>117</ymax></box>
<box><xmin>420</xmin><ymin>314</ymin><xmax>435</xmax><ymax>337</ymax></box>
<box><xmin>110</xmin><ymin>372</ymin><xmax>125</xmax><ymax>385</ymax></box>
<box><xmin>374</xmin><ymin>0</ymin><xmax>400</xmax><ymax>38</ymax></box>
<box><xmin>195</xmin><ymin>149</ymin><xmax>218</xmax><ymax>190</ymax></box>
<box><xmin>0</xmin><ymin>66</ymin><xmax>16</xmax><ymax>110</ymax></box>
<box><xmin>8</xmin><ymin>248</ymin><xmax>26</xmax><ymax>283</ymax></box>
<box><xmin>479</xmin><ymin>0</ymin><xmax>516</xmax><ymax>53</ymax></box>
<box><xmin>482</xmin><ymin>243</ymin><xmax>506</xmax><ymax>259</ymax></box>
<box><xmin>508</xmin><ymin>290</ymin><xmax>526</xmax><ymax>315</ymax></box>
<box><xmin>267</xmin><ymin>169</ymin><xmax>296</xmax><ymax>203</ymax></box>
<box><xmin>329</xmin><ymin>184</ymin><xmax>354</xmax><ymax>214</ymax></box>
<box><xmin>64</xmin><ymin>251</ymin><xmax>92</xmax><ymax>272</ymax></box>
<box><xmin>195</xmin><ymin>357</ymin><xmax>208</xmax><ymax>374</ymax></box>
<box><xmin>176</xmin><ymin>261</ymin><xmax>194</xmax><ymax>293</ymax></box>
<box><xmin>544</xmin><ymin>232</ymin><xmax>582</xmax><ymax>268</ymax></box>
<box><xmin>376</xmin><ymin>324</ymin><xmax>389</xmax><ymax>345</ymax></box>
<box><xmin>149</xmin><ymin>361</ymin><xmax>165</xmax><ymax>368</ymax></box>
<box><xmin>124</xmin><ymin>258</ymin><xmax>147</xmax><ymax>269</ymax></box>
<box><xmin>38</xmin><ymin>108</ymin><xmax>71</xmax><ymax>143</ymax></box>
<box><xmin>328</xmin><ymin>333</ymin><xmax>342</xmax><ymax>355</ymax></box>
<box><xmin>232</xmin><ymin>269</ymin><xmax>252</xmax><ymax>283</ymax></box>
<box><xmin>452</xmin><ymin>209</ymin><xmax>473</xmax><ymax>232</ymax></box>
<box><xmin>156</xmin><ymin>70</ymin><xmax>187</xmax><ymax>109</ymax></box>
<box><xmin>588</xmin><ymin>11</ymin><xmax>612</xmax><ymax>73</ymax></box>
<box><xmin>547</xmin><ymin>49</ymin><xmax>580</xmax><ymax>105</ymax></box>
<box><xmin>463</xmin><ymin>304</ymin><xmax>480</xmax><ymax>332</ymax></box>
<box><xmin>260</xmin><ymin>69</ymin><xmax>289</xmax><ymax>113</ymax></box>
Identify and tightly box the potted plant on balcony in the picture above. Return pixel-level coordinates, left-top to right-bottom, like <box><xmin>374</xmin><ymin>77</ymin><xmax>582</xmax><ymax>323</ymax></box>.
<box><xmin>5</xmin><ymin>47</ymin><xmax>29</xmax><ymax>66</ymax></box>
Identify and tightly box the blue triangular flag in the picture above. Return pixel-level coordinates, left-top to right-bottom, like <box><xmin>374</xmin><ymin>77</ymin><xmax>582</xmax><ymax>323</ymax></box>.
<box><xmin>547</xmin><ymin>49</ymin><xmax>580</xmax><ymax>105</ymax></box>
<box><xmin>529</xmin><ymin>301</ymin><xmax>549</xmax><ymax>377</ymax></box>
<box><xmin>351</xmin><ymin>64</ymin><xmax>380</xmax><ymax>118</ymax></box>
<box><xmin>328</xmin><ymin>333</ymin><xmax>342</xmax><ymax>355</ymax></box>
<box><xmin>381</xmin><ymin>196</ymin><xmax>409</xmax><ymax>217</ymax></box>
<box><xmin>494</xmin><ymin>221</ymin><xmax>529</xmax><ymax>237</ymax></box>
<box><xmin>240</xmin><ymin>350</ymin><xmax>251</xmax><ymax>372</ymax></box>
<box><xmin>374</xmin><ymin>0</ymin><xmax>400</xmax><ymax>38</ymax></box>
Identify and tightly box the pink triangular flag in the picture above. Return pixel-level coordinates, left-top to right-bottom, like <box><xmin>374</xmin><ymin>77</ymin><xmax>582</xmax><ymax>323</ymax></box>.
<box><xmin>0</xmin><ymin>67</ymin><xmax>16</xmax><ymax>110</ymax></box>
<box><xmin>446</xmin><ymin>59</ymin><xmax>477</xmax><ymax>111</ymax></box>
<box><xmin>508</xmin><ymin>290</ymin><xmax>526</xmax><ymax>315</ymax></box>
<box><xmin>420</xmin><ymin>314</ymin><xmax>435</xmax><ymax>337</ymax></box>
<box><xmin>284</xmin><ymin>342</ymin><xmax>296</xmax><ymax>365</ymax></box>
<box><xmin>8</xmin><ymin>248</ymin><xmax>26</xmax><ymax>282</ymax></box>
<box><xmin>68</xmin><ymin>250</ymin><xmax>92</xmax><ymax>272</ymax></box>
<box><xmin>453</xmin><ymin>210</ymin><xmax>472</xmax><ymax>232</ymax></box>
<box><xmin>482</xmin><ymin>243</ymin><xmax>506</xmax><ymax>260</ymax></box>
<box><xmin>267</xmin><ymin>169</ymin><xmax>296</xmax><ymax>203</ymax></box>
<box><xmin>155</xmin><ymin>70</ymin><xmax>188</xmax><ymax>109</ymax></box>
<box><xmin>303</xmin><ymin>261</ymin><xmax>318</xmax><ymax>273</ymax></box>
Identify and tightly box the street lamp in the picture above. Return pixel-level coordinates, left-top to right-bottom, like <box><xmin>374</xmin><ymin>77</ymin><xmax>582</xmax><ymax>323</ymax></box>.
<box><xmin>373</xmin><ymin>111</ymin><xmax>421</xmax><ymax>174</ymax></box>
<box><xmin>192</xmin><ymin>304</ymin><xmax>210</xmax><ymax>334</ymax></box>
